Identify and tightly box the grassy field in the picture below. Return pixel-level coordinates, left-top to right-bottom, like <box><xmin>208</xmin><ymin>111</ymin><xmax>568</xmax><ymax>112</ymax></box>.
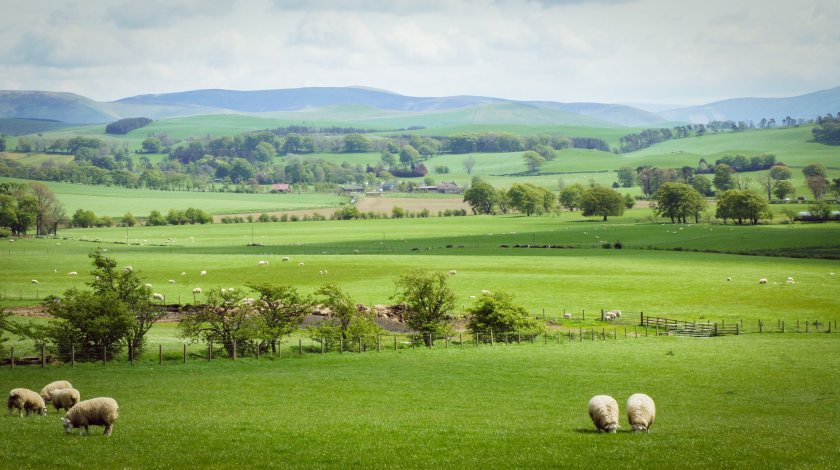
<box><xmin>0</xmin><ymin>335</ymin><xmax>837</xmax><ymax>468</ymax></box>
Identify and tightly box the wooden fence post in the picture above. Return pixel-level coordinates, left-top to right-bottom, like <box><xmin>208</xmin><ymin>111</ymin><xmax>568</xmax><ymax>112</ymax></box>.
<box><xmin>208</xmin><ymin>342</ymin><xmax>212</xmax><ymax>360</ymax></box>
<box><xmin>377</xmin><ymin>334</ymin><xmax>381</xmax><ymax>352</ymax></box>
<box><xmin>71</xmin><ymin>345</ymin><xmax>75</xmax><ymax>367</ymax></box>
<box><xmin>103</xmin><ymin>345</ymin><xmax>107</xmax><ymax>365</ymax></box>
<box><xmin>129</xmin><ymin>345</ymin><xmax>133</xmax><ymax>366</ymax></box>
<box><xmin>806</xmin><ymin>321</ymin><xmax>809</xmax><ymax>333</ymax></box>
<box><xmin>159</xmin><ymin>344</ymin><xmax>163</xmax><ymax>365</ymax></box>
<box><xmin>394</xmin><ymin>335</ymin><xmax>397</xmax><ymax>351</ymax></box>
<box><xmin>339</xmin><ymin>338</ymin><xmax>343</xmax><ymax>354</ymax></box>
<box><xmin>302</xmin><ymin>339</ymin><xmax>306</xmax><ymax>356</ymax></box>
<box><xmin>233</xmin><ymin>339</ymin><xmax>237</xmax><ymax>360</ymax></box>
<box><xmin>10</xmin><ymin>347</ymin><xmax>13</xmax><ymax>368</ymax></box>
<box><xmin>460</xmin><ymin>333</ymin><xmax>463</xmax><ymax>347</ymax></box>
<box><xmin>475</xmin><ymin>333</ymin><xmax>479</xmax><ymax>347</ymax></box>
<box><xmin>490</xmin><ymin>330</ymin><xmax>494</xmax><ymax>346</ymax></box>
<box><xmin>781</xmin><ymin>321</ymin><xmax>785</xmax><ymax>333</ymax></box>
<box><xmin>183</xmin><ymin>344</ymin><xmax>186</xmax><ymax>363</ymax></box>
<box><xmin>41</xmin><ymin>344</ymin><xmax>46</xmax><ymax>368</ymax></box>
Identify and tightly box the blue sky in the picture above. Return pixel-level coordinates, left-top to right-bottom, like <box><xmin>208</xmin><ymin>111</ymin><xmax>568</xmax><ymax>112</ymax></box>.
<box><xmin>1</xmin><ymin>0</ymin><xmax>838</xmax><ymax>105</ymax></box>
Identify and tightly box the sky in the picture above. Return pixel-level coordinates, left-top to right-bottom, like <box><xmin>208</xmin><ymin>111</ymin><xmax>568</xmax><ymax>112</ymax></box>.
<box><xmin>1</xmin><ymin>0</ymin><xmax>838</xmax><ymax>106</ymax></box>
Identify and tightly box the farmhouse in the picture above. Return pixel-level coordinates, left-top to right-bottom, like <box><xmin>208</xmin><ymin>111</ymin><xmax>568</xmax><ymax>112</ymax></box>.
<box><xmin>340</xmin><ymin>185</ymin><xmax>365</xmax><ymax>194</ymax></box>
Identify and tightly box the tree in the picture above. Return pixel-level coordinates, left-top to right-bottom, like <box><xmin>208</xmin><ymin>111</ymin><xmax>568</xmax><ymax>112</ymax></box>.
<box><xmin>71</xmin><ymin>209</ymin><xmax>98</xmax><ymax>228</ymax></box>
<box><xmin>463</xmin><ymin>156</ymin><xmax>476</xmax><ymax>175</ymax></box>
<box><xmin>769</xmin><ymin>165</ymin><xmax>792</xmax><ymax>181</ymax></box>
<box><xmin>254</xmin><ymin>141</ymin><xmax>275</xmax><ymax>164</ymax></box>
<box><xmin>801</xmin><ymin>163</ymin><xmax>827</xmax><ymax>179</ymax></box>
<box><xmin>713</xmin><ymin>164</ymin><xmax>736</xmax><ymax>192</ymax></box>
<box><xmin>147</xmin><ymin>210</ymin><xmax>166</xmax><ymax>226</ymax></box>
<box><xmin>806</xmin><ymin>175</ymin><xmax>830</xmax><ymax>200</ymax></box>
<box><xmin>463</xmin><ymin>181</ymin><xmax>498</xmax><ymax>215</ymax></box>
<box><xmin>690</xmin><ymin>175</ymin><xmax>713</xmax><ymax>196</ymax></box>
<box><xmin>652</xmin><ymin>183</ymin><xmax>707</xmax><ymax>223</ymax></box>
<box><xmin>392</xmin><ymin>269</ymin><xmax>456</xmax><ymax>346</ymax></box>
<box><xmin>832</xmin><ymin>178</ymin><xmax>840</xmax><ymax>200</ymax></box>
<box><xmin>248</xmin><ymin>283</ymin><xmax>314</xmax><ymax>354</ymax></box>
<box><xmin>344</xmin><ymin>134</ymin><xmax>370</xmax><ymax>153</ymax></box>
<box><xmin>808</xmin><ymin>201</ymin><xmax>832</xmax><ymax>222</ymax></box>
<box><xmin>0</xmin><ymin>136</ymin><xmax>6</xmax><ymax>152</ymax></box>
<box><xmin>122</xmin><ymin>212</ymin><xmax>137</xmax><ymax>227</ymax></box>
<box><xmin>616</xmin><ymin>167</ymin><xmax>635</xmax><ymax>188</ymax></box>
<box><xmin>466</xmin><ymin>291</ymin><xmax>539</xmax><ymax>340</ymax></box>
<box><xmin>715</xmin><ymin>190</ymin><xmax>770</xmax><ymax>224</ymax></box>
<box><xmin>29</xmin><ymin>182</ymin><xmax>64</xmax><ymax>236</ymax></box>
<box><xmin>141</xmin><ymin>137</ymin><xmax>162</xmax><ymax>154</ymax></box>
<box><xmin>558</xmin><ymin>183</ymin><xmax>585</xmax><ymax>211</ymax></box>
<box><xmin>522</xmin><ymin>151</ymin><xmax>545</xmax><ymax>173</ymax></box>
<box><xmin>773</xmin><ymin>180</ymin><xmax>795</xmax><ymax>201</ymax></box>
<box><xmin>580</xmin><ymin>186</ymin><xmax>625</xmax><ymax>221</ymax></box>
<box><xmin>507</xmin><ymin>183</ymin><xmax>555</xmax><ymax>216</ymax></box>
<box><xmin>399</xmin><ymin>145</ymin><xmax>420</xmax><ymax>165</ymax></box>
<box><xmin>0</xmin><ymin>182</ymin><xmax>37</xmax><ymax>235</ymax></box>
<box><xmin>314</xmin><ymin>283</ymin><xmax>356</xmax><ymax>339</ymax></box>
<box><xmin>178</xmin><ymin>288</ymin><xmax>257</xmax><ymax>358</ymax></box>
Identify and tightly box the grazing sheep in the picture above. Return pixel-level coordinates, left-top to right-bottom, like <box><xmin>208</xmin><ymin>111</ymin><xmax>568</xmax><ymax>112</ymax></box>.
<box><xmin>62</xmin><ymin>397</ymin><xmax>119</xmax><ymax>436</ymax></box>
<box><xmin>626</xmin><ymin>393</ymin><xmax>656</xmax><ymax>432</ymax></box>
<box><xmin>588</xmin><ymin>395</ymin><xmax>619</xmax><ymax>433</ymax></box>
<box><xmin>123</xmin><ymin>266</ymin><xmax>133</xmax><ymax>273</ymax></box>
<box><xmin>282</xmin><ymin>256</ymin><xmax>290</xmax><ymax>262</ymax></box>
<box><xmin>193</xmin><ymin>288</ymin><xmax>202</xmax><ymax>294</ymax></box>
<box><xmin>200</xmin><ymin>270</ymin><xmax>207</xmax><ymax>276</ymax></box>
<box><xmin>607</xmin><ymin>310</ymin><xmax>621</xmax><ymax>318</ymax></box>
<box><xmin>168</xmin><ymin>279</ymin><xmax>175</xmax><ymax>284</ymax></box>
<box><xmin>51</xmin><ymin>388</ymin><xmax>81</xmax><ymax>413</ymax></box>
<box><xmin>449</xmin><ymin>270</ymin><xmax>457</xmax><ymax>275</ymax></box>
<box><xmin>603</xmin><ymin>312</ymin><xmax>616</xmax><ymax>321</ymax></box>
<box><xmin>40</xmin><ymin>380</ymin><xmax>73</xmax><ymax>402</ymax></box>
<box><xmin>759</xmin><ymin>278</ymin><xmax>768</xmax><ymax>284</ymax></box>
<box><xmin>152</xmin><ymin>293</ymin><xmax>164</xmax><ymax>301</ymax></box>
<box><xmin>726</xmin><ymin>277</ymin><xmax>732</xmax><ymax>282</ymax></box>
<box><xmin>563</xmin><ymin>313</ymin><xmax>572</xmax><ymax>319</ymax></box>
<box><xmin>7</xmin><ymin>388</ymin><xmax>47</xmax><ymax>417</ymax></box>
<box><xmin>786</xmin><ymin>277</ymin><xmax>795</xmax><ymax>284</ymax></box>
<box><xmin>31</xmin><ymin>279</ymin><xmax>39</xmax><ymax>285</ymax></box>
<box><xmin>68</xmin><ymin>271</ymin><xmax>78</xmax><ymax>276</ymax></box>
<box><xmin>258</xmin><ymin>260</ymin><xmax>268</xmax><ymax>266</ymax></box>
<box><xmin>480</xmin><ymin>289</ymin><xmax>491</xmax><ymax>294</ymax></box>
<box><xmin>299</xmin><ymin>262</ymin><xmax>305</xmax><ymax>267</ymax></box>
<box><xmin>180</xmin><ymin>272</ymin><xmax>186</xmax><ymax>276</ymax></box>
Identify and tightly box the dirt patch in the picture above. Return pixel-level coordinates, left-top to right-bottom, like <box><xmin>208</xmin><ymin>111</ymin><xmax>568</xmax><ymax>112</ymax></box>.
<box><xmin>357</xmin><ymin>197</ymin><xmax>469</xmax><ymax>214</ymax></box>
<box><xmin>8</xmin><ymin>305</ymin><xmax>50</xmax><ymax>318</ymax></box>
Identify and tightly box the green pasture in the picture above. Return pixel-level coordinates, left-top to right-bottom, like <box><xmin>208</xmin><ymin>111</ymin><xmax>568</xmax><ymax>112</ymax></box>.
<box><xmin>0</xmin><ymin>335</ymin><xmax>837</xmax><ymax>468</ymax></box>
<box><xmin>0</xmin><ymin>177</ymin><xmax>348</xmax><ymax>217</ymax></box>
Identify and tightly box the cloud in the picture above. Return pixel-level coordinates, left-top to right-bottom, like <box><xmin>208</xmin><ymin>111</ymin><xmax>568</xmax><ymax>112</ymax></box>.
<box><xmin>106</xmin><ymin>0</ymin><xmax>232</xmax><ymax>29</ymax></box>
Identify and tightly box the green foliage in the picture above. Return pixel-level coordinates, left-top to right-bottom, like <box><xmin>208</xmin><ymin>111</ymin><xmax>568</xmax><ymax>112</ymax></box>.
<box><xmin>141</xmin><ymin>137</ymin><xmax>162</xmax><ymax>154</ymax></box>
<box><xmin>463</xmin><ymin>181</ymin><xmax>498</xmax><ymax>215</ymax></box>
<box><xmin>812</xmin><ymin>114</ymin><xmax>840</xmax><ymax>145</ymax></box>
<box><xmin>507</xmin><ymin>183</ymin><xmax>556</xmax><ymax>216</ymax></box>
<box><xmin>801</xmin><ymin>163</ymin><xmax>827</xmax><ymax>178</ymax></box>
<box><xmin>652</xmin><ymin>182</ymin><xmax>707</xmax><ymax>223</ymax></box>
<box><xmin>616</xmin><ymin>166</ymin><xmax>635</xmax><ymax>188</ymax></box>
<box><xmin>522</xmin><ymin>150</ymin><xmax>545</xmax><ymax>173</ymax></box>
<box><xmin>147</xmin><ymin>209</ymin><xmax>166</xmax><ymax>226</ymax></box>
<box><xmin>105</xmin><ymin>117</ymin><xmax>152</xmax><ymax>135</ymax></box>
<box><xmin>344</xmin><ymin>134</ymin><xmax>370</xmax><ymax>153</ymax></box>
<box><xmin>392</xmin><ymin>269</ymin><xmax>456</xmax><ymax>345</ymax></box>
<box><xmin>178</xmin><ymin>288</ymin><xmax>256</xmax><ymax>358</ymax></box>
<box><xmin>773</xmin><ymin>180</ymin><xmax>796</xmax><ymax>200</ymax></box>
<box><xmin>249</xmin><ymin>283</ymin><xmax>314</xmax><ymax>354</ymax></box>
<box><xmin>315</xmin><ymin>283</ymin><xmax>356</xmax><ymax>336</ymax></box>
<box><xmin>580</xmin><ymin>186</ymin><xmax>625</xmax><ymax>221</ymax></box>
<box><xmin>122</xmin><ymin>212</ymin><xmax>137</xmax><ymax>227</ymax></box>
<box><xmin>715</xmin><ymin>190</ymin><xmax>771</xmax><ymax>224</ymax></box>
<box><xmin>558</xmin><ymin>183</ymin><xmax>584</xmax><ymax>211</ymax></box>
<box><xmin>71</xmin><ymin>208</ymin><xmax>97</xmax><ymax>228</ymax></box>
<box><xmin>805</xmin><ymin>175</ymin><xmax>830</xmax><ymax>200</ymax></box>
<box><xmin>466</xmin><ymin>290</ymin><xmax>539</xmax><ymax>338</ymax></box>
<box><xmin>713</xmin><ymin>164</ymin><xmax>736</xmax><ymax>191</ymax></box>
<box><xmin>769</xmin><ymin>165</ymin><xmax>792</xmax><ymax>180</ymax></box>
<box><xmin>0</xmin><ymin>181</ymin><xmax>37</xmax><ymax>235</ymax></box>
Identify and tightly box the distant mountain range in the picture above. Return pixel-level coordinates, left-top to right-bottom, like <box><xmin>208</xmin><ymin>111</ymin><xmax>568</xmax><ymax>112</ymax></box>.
<box><xmin>0</xmin><ymin>86</ymin><xmax>838</xmax><ymax>130</ymax></box>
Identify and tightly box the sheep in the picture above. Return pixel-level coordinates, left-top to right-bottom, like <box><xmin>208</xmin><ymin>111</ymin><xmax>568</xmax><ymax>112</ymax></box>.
<box><xmin>759</xmin><ymin>278</ymin><xmax>768</xmax><ymax>284</ymax></box>
<box><xmin>480</xmin><ymin>289</ymin><xmax>491</xmax><ymax>295</ymax></box>
<box><xmin>563</xmin><ymin>313</ymin><xmax>573</xmax><ymax>319</ymax></box>
<box><xmin>40</xmin><ymin>380</ymin><xmax>73</xmax><ymax>403</ymax></box>
<box><xmin>51</xmin><ymin>388</ymin><xmax>81</xmax><ymax>413</ymax></box>
<box><xmin>180</xmin><ymin>272</ymin><xmax>186</xmax><ymax>276</ymax></box>
<box><xmin>588</xmin><ymin>395</ymin><xmax>619</xmax><ymax>433</ymax></box>
<box><xmin>123</xmin><ymin>266</ymin><xmax>133</xmax><ymax>273</ymax></box>
<box><xmin>299</xmin><ymin>262</ymin><xmax>305</xmax><ymax>267</ymax></box>
<box><xmin>168</xmin><ymin>279</ymin><xmax>175</xmax><ymax>284</ymax></box>
<box><xmin>448</xmin><ymin>270</ymin><xmax>457</xmax><ymax>275</ymax></box>
<box><xmin>200</xmin><ymin>270</ymin><xmax>207</xmax><ymax>276</ymax></box>
<box><xmin>62</xmin><ymin>397</ymin><xmax>119</xmax><ymax>436</ymax></box>
<box><xmin>152</xmin><ymin>293</ymin><xmax>164</xmax><ymax>301</ymax></box>
<box><xmin>282</xmin><ymin>256</ymin><xmax>290</xmax><ymax>262</ymax></box>
<box><xmin>7</xmin><ymin>388</ymin><xmax>47</xmax><ymax>417</ymax></box>
<box><xmin>607</xmin><ymin>310</ymin><xmax>621</xmax><ymax>318</ymax></box>
<box><xmin>193</xmin><ymin>288</ymin><xmax>202</xmax><ymax>294</ymax></box>
<box><xmin>603</xmin><ymin>312</ymin><xmax>616</xmax><ymax>321</ymax></box>
<box><xmin>786</xmin><ymin>277</ymin><xmax>795</xmax><ymax>284</ymax></box>
<box><xmin>626</xmin><ymin>393</ymin><xmax>656</xmax><ymax>432</ymax></box>
<box><xmin>726</xmin><ymin>277</ymin><xmax>732</xmax><ymax>282</ymax></box>
<box><xmin>258</xmin><ymin>260</ymin><xmax>269</xmax><ymax>266</ymax></box>
<box><xmin>68</xmin><ymin>271</ymin><xmax>78</xmax><ymax>276</ymax></box>
<box><xmin>144</xmin><ymin>283</ymin><xmax>153</xmax><ymax>289</ymax></box>
<box><xmin>31</xmin><ymin>279</ymin><xmax>39</xmax><ymax>285</ymax></box>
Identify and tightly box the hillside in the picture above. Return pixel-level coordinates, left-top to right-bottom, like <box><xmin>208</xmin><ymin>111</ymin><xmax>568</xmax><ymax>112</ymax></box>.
<box><xmin>0</xmin><ymin>90</ymin><xmax>119</xmax><ymax>124</ymax></box>
<box><xmin>660</xmin><ymin>86</ymin><xmax>840</xmax><ymax>123</ymax></box>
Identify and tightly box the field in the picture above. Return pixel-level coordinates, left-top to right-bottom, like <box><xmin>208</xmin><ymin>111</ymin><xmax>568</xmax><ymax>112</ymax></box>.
<box><xmin>0</xmin><ymin>335</ymin><xmax>837</xmax><ymax>468</ymax></box>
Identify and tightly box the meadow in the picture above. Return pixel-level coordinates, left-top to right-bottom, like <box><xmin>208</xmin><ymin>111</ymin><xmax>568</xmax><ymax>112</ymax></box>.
<box><xmin>0</xmin><ymin>335</ymin><xmax>837</xmax><ymax>468</ymax></box>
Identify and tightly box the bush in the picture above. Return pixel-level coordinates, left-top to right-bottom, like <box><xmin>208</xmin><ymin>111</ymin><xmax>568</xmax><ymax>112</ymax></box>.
<box><xmin>466</xmin><ymin>290</ymin><xmax>540</xmax><ymax>341</ymax></box>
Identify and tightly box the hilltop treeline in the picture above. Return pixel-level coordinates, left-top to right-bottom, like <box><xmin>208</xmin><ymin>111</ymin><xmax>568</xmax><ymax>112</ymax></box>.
<box><xmin>105</xmin><ymin>117</ymin><xmax>152</xmax><ymax>135</ymax></box>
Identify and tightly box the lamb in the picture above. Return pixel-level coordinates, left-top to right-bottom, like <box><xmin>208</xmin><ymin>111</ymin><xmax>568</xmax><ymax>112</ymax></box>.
<box><xmin>603</xmin><ymin>312</ymin><xmax>616</xmax><ymax>321</ymax></box>
<box><xmin>62</xmin><ymin>397</ymin><xmax>119</xmax><ymax>436</ymax></box>
<box><xmin>563</xmin><ymin>313</ymin><xmax>573</xmax><ymax>319</ymax></box>
<box><xmin>726</xmin><ymin>277</ymin><xmax>732</xmax><ymax>282</ymax></box>
<box><xmin>193</xmin><ymin>288</ymin><xmax>202</xmax><ymax>294</ymax></box>
<box><xmin>31</xmin><ymin>279</ymin><xmax>39</xmax><ymax>285</ymax></box>
<box><xmin>607</xmin><ymin>310</ymin><xmax>622</xmax><ymax>318</ymax></box>
<box><xmin>152</xmin><ymin>293</ymin><xmax>164</xmax><ymax>301</ymax></box>
<box><xmin>588</xmin><ymin>395</ymin><xmax>619</xmax><ymax>433</ymax></box>
<box><xmin>7</xmin><ymin>388</ymin><xmax>47</xmax><ymax>417</ymax></box>
<box><xmin>51</xmin><ymin>388</ymin><xmax>81</xmax><ymax>413</ymax></box>
<box><xmin>168</xmin><ymin>279</ymin><xmax>176</xmax><ymax>284</ymax></box>
<box><xmin>626</xmin><ymin>393</ymin><xmax>656</xmax><ymax>432</ymax></box>
<box><xmin>123</xmin><ymin>266</ymin><xmax>133</xmax><ymax>273</ymax></box>
<box><xmin>40</xmin><ymin>380</ymin><xmax>73</xmax><ymax>402</ymax></box>
<box><xmin>258</xmin><ymin>260</ymin><xmax>269</xmax><ymax>266</ymax></box>
<box><xmin>200</xmin><ymin>270</ymin><xmax>207</xmax><ymax>276</ymax></box>
<box><xmin>786</xmin><ymin>277</ymin><xmax>795</xmax><ymax>284</ymax></box>
<box><xmin>180</xmin><ymin>272</ymin><xmax>186</xmax><ymax>276</ymax></box>
<box><xmin>68</xmin><ymin>271</ymin><xmax>78</xmax><ymax>276</ymax></box>
<box><xmin>480</xmin><ymin>289</ymin><xmax>491</xmax><ymax>295</ymax></box>
<box><xmin>299</xmin><ymin>262</ymin><xmax>305</xmax><ymax>267</ymax></box>
<box><xmin>759</xmin><ymin>278</ymin><xmax>768</xmax><ymax>284</ymax></box>
<box><xmin>282</xmin><ymin>256</ymin><xmax>290</xmax><ymax>262</ymax></box>
<box><xmin>145</xmin><ymin>283</ymin><xmax>153</xmax><ymax>289</ymax></box>
<box><xmin>448</xmin><ymin>270</ymin><xmax>457</xmax><ymax>275</ymax></box>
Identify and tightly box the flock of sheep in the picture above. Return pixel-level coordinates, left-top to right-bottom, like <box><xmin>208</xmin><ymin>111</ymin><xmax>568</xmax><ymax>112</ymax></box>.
<box><xmin>7</xmin><ymin>380</ymin><xmax>119</xmax><ymax>436</ymax></box>
<box><xmin>588</xmin><ymin>393</ymin><xmax>655</xmax><ymax>433</ymax></box>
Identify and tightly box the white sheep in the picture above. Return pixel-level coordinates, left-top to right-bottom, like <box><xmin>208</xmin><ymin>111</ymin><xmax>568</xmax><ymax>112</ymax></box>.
<box><xmin>604</xmin><ymin>312</ymin><xmax>616</xmax><ymax>321</ymax></box>
<box><xmin>51</xmin><ymin>388</ymin><xmax>81</xmax><ymax>413</ymax></box>
<box><xmin>449</xmin><ymin>270</ymin><xmax>457</xmax><ymax>275</ymax></box>
<box><xmin>144</xmin><ymin>283</ymin><xmax>153</xmax><ymax>289</ymax></box>
<box><xmin>40</xmin><ymin>380</ymin><xmax>73</xmax><ymax>403</ymax></box>
<box><xmin>168</xmin><ymin>279</ymin><xmax>176</xmax><ymax>284</ymax></box>
<box><xmin>563</xmin><ymin>313</ymin><xmax>572</xmax><ymax>319</ymax></box>
<box><xmin>480</xmin><ymin>289</ymin><xmax>491</xmax><ymax>295</ymax></box>
<box><xmin>258</xmin><ymin>260</ymin><xmax>269</xmax><ymax>266</ymax></box>
<box><xmin>123</xmin><ymin>266</ymin><xmax>133</xmax><ymax>273</ymax></box>
<box><xmin>759</xmin><ymin>278</ymin><xmax>768</xmax><ymax>284</ymax></box>
<box><xmin>180</xmin><ymin>272</ymin><xmax>186</xmax><ymax>276</ymax></box>
<box><xmin>68</xmin><ymin>271</ymin><xmax>78</xmax><ymax>276</ymax></box>
<box><xmin>200</xmin><ymin>270</ymin><xmax>207</xmax><ymax>276</ymax></box>
<box><xmin>726</xmin><ymin>277</ymin><xmax>732</xmax><ymax>282</ymax></box>
<box><xmin>626</xmin><ymin>393</ymin><xmax>656</xmax><ymax>432</ymax></box>
<box><xmin>299</xmin><ymin>262</ymin><xmax>305</xmax><ymax>267</ymax></box>
<box><xmin>31</xmin><ymin>279</ymin><xmax>39</xmax><ymax>285</ymax></box>
<box><xmin>193</xmin><ymin>288</ymin><xmax>202</xmax><ymax>294</ymax></box>
<box><xmin>607</xmin><ymin>310</ymin><xmax>622</xmax><ymax>318</ymax></box>
<box><xmin>152</xmin><ymin>293</ymin><xmax>164</xmax><ymax>301</ymax></box>
<box><xmin>786</xmin><ymin>277</ymin><xmax>795</xmax><ymax>284</ymax></box>
<box><xmin>7</xmin><ymin>388</ymin><xmax>47</xmax><ymax>417</ymax></box>
<box><xmin>588</xmin><ymin>395</ymin><xmax>619</xmax><ymax>433</ymax></box>
<box><xmin>62</xmin><ymin>397</ymin><xmax>119</xmax><ymax>436</ymax></box>
<box><xmin>282</xmin><ymin>257</ymin><xmax>290</xmax><ymax>262</ymax></box>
